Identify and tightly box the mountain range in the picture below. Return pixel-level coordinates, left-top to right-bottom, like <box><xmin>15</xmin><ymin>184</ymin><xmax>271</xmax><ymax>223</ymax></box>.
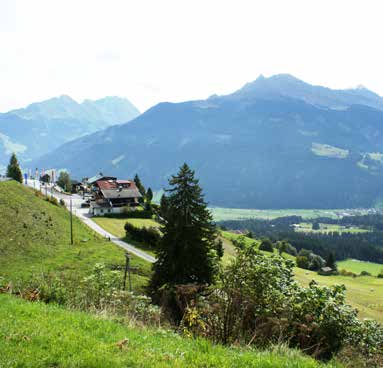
<box><xmin>0</xmin><ymin>95</ymin><xmax>139</xmax><ymax>169</ymax></box>
<box><xmin>34</xmin><ymin>74</ymin><xmax>383</xmax><ymax>208</ymax></box>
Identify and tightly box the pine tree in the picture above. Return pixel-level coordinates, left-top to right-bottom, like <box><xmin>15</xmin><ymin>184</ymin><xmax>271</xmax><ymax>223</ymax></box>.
<box><xmin>146</xmin><ymin>187</ymin><xmax>153</xmax><ymax>203</ymax></box>
<box><xmin>150</xmin><ymin>163</ymin><xmax>221</xmax><ymax>292</ymax></box>
<box><xmin>325</xmin><ymin>251</ymin><xmax>337</xmax><ymax>271</ymax></box>
<box><xmin>159</xmin><ymin>193</ymin><xmax>168</xmax><ymax>219</ymax></box>
<box><xmin>134</xmin><ymin>174</ymin><xmax>146</xmax><ymax>202</ymax></box>
<box><xmin>6</xmin><ymin>153</ymin><xmax>23</xmax><ymax>183</ymax></box>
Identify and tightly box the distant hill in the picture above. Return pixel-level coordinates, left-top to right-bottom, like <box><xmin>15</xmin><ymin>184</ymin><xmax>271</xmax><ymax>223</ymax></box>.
<box><xmin>0</xmin><ymin>95</ymin><xmax>139</xmax><ymax>169</ymax></box>
<box><xmin>34</xmin><ymin>75</ymin><xmax>383</xmax><ymax>209</ymax></box>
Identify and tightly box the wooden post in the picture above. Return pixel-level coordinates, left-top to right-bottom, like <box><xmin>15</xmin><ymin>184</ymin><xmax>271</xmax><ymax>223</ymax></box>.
<box><xmin>123</xmin><ymin>252</ymin><xmax>132</xmax><ymax>292</ymax></box>
<box><xmin>70</xmin><ymin>195</ymin><xmax>73</xmax><ymax>245</ymax></box>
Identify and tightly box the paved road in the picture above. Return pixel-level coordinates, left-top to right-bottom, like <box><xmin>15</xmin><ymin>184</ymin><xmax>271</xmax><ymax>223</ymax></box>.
<box><xmin>25</xmin><ymin>179</ymin><xmax>156</xmax><ymax>263</ymax></box>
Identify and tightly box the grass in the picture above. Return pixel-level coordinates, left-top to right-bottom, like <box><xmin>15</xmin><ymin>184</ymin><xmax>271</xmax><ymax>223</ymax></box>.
<box><xmin>337</xmin><ymin>259</ymin><xmax>383</xmax><ymax>276</ymax></box>
<box><xmin>0</xmin><ymin>181</ymin><xmax>150</xmax><ymax>292</ymax></box>
<box><xmin>93</xmin><ymin>217</ymin><xmax>160</xmax><ymax>238</ymax></box>
<box><xmin>221</xmin><ymin>231</ymin><xmax>383</xmax><ymax>322</ymax></box>
<box><xmin>0</xmin><ymin>294</ymin><xmax>339</xmax><ymax>368</ymax></box>
<box><xmin>294</xmin><ymin>222</ymin><xmax>368</xmax><ymax>234</ymax></box>
<box><xmin>210</xmin><ymin>208</ymin><xmax>360</xmax><ymax>221</ymax></box>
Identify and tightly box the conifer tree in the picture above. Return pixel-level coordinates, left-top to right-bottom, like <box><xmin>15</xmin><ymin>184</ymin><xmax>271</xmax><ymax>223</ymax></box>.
<box><xmin>150</xmin><ymin>163</ymin><xmax>221</xmax><ymax>292</ymax></box>
<box><xmin>6</xmin><ymin>153</ymin><xmax>23</xmax><ymax>183</ymax></box>
<box><xmin>146</xmin><ymin>187</ymin><xmax>153</xmax><ymax>203</ymax></box>
<box><xmin>134</xmin><ymin>174</ymin><xmax>146</xmax><ymax>201</ymax></box>
<box><xmin>325</xmin><ymin>251</ymin><xmax>337</xmax><ymax>271</ymax></box>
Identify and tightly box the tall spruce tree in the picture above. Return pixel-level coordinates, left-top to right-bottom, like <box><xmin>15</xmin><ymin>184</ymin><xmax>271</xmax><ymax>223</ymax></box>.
<box><xmin>134</xmin><ymin>174</ymin><xmax>146</xmax><ymax>201</ymax></box>
<box><xmin>146</xmin><ymin>187</ymin><xmax>153</xmax><ymax>203</ymax></box>
<box><xmin>150</xmin><ymin>163</ymin><xmax>221</xmax><ymax>292</ymax></box>
<box><xmin>6</xmin><ymin>153</ymin><xmax>23</xmax><ymax>183</ymax></box>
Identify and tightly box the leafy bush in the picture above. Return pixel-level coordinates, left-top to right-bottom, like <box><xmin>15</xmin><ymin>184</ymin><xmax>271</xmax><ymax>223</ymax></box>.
<box><xmin>124</xmin><ymin>222</ymin><xmax>161</xmax><ymax>248</ymax></box>
<box><xmin>180</xmin><ymin>247</ymin><xmax>383</xmax><ymax>361</ymax></box>
<box><xmin>259</xmin><ymin>238</ymin><xmax>273</xmax><ymax>252</ymax></box>
<box><xmin>360</xmin><ymin>270</ymin><xmax>372</xmax><ymax>276</ymax></box>
<box><xmin>378</xmin><ymin>271</ymin><xmax>383</xmax><ymax>279</ymax></box>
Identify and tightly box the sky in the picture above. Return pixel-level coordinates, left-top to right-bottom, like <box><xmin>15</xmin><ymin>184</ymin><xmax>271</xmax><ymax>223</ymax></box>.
<box><xmin>1</xmin><ymin>0</ymin><xmax>383</xmax><ymax>113</ymax></box>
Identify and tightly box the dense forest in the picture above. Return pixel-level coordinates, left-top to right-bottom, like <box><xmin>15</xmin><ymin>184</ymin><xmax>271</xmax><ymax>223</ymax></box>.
<box><xmin>219</xmin><ymin>215</ymin><xmax>383</xmax><ymax>263</ymax></box>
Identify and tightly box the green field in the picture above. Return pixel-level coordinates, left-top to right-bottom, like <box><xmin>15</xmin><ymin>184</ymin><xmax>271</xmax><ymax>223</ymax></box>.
<box><xmin>221</xmin><ymin>231</ymin><xmax>383</xmax><ymax>322</ymax></box>
<box><xmin>294</xmin><ymin>222</ymin><xmax>368</xmax><ymax>234</ymax></box>
<box><xmin>0</xmin><ymin>294</ymin><xmax>339</xmax><ymax>368</ymax></box>
<box><xmin>337</xmin><ymin>259</ymin><xmax>383</xmax><ymax>276</ymax></box>
<box><xmin>93</xmin><ymin>217</ymin><xmax>160</xmax><ymax>238</ymax></box>
<box><xmin>0</xmin><ymin>181</ymin><xmax>150</xmax><ymax>291</ymax></box>
<box><xmin>210</xmin><ymin>207</ymin><xmax>364</xmax><ymax>221</ymax></box>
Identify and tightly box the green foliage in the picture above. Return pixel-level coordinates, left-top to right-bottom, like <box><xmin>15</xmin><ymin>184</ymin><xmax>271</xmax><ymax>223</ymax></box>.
<box><xmin>296</xmin><ymin>255</ymin><xmax>310</xmax><ymax>269</ymax></box>
<box><xmin>326</xmin><ymin>252</ymin><xmax>337</xmax><ymax>271</ymax></box>
<box><xmin>187</xmin><ymin>248</ymin><xmax>383</xmax><ymax>360</ymax></box>
<box><xmin>360</xmin><ymin>270</ymin><xmax>371</xmax><ymax>276</ymax></box>
<box><xmin>259</xmin><ymin>238</ymin><xmax>274</xmax><ymax>252</ymax></box>
<box><xmin>57</xmin><ymin>171</ymin><xmax>71</xmax><ymax>191</ymax></box>
<box><xmin>146</xmin><ymin>187</ymin><xmax>153</xmax><ymax>203</ymax></box>
<box><xmin>124</xmin><ymin>222</ymin><xmax>161</xmax><ymax>248</ymax></box>
<box><xmin>312</xmin><ymin>222</ymin><xmax>320</xmax><ymax>230</ymax></box>
<box><xmin>6</xmin><ymin>153</ymin><xmax>23</xmax><ymax>183</ymax></box>
<box><xmin>150</xmin><ymin>164</ymin><xmax>221</xmax><ymax>293</ymax></box>
<box><xmin>108</xmin><ymin>208</ymin><xmax>153</xmax><ymax>219</ymax></box>
<box><xmin>134</xmin><ymin>174</ymin><xmax>146</xmax><ymax>199</ymax></box>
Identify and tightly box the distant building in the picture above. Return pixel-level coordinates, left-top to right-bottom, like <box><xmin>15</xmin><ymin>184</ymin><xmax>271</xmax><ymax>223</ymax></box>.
<box><xmin>89</xmin><ymin>178</ymin><xmax>142</xmax><ymax>216</ymax></box>
<box><xmin>86</xmin><ymin>172</ymin><xmax>117</xmax><ymax>186</ymax></box>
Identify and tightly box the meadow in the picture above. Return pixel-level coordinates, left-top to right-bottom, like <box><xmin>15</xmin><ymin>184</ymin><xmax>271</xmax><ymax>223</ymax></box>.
<box><xmin>337</xmin><ymin>259</ymin><xmax>383</xmax><ymax>277</ymax></box>
<box><xmin>209</xmin><ymin>207</ymin><xmax>372</xmax><ymax>222</ymax></box>
<box><xmin>0</xmin><ymin>294</ymin><xmax>338</xmax><ymax>368</ymax></box>
<box><xmin>294</xmin><ymin>222</ymin><xmax>368</xmax><ymax>234</ymax></box>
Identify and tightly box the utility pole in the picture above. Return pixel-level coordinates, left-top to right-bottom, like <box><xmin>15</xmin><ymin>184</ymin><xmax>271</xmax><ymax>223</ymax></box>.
<box><xmin>123</xmin><ymin>252</ymin><xmax>132</xmax><ymax>292</ymax></box>
<box><xmin>70</xmin><ymin>195</ymin><xmax>73</xmax><ymax>245</ymax></box>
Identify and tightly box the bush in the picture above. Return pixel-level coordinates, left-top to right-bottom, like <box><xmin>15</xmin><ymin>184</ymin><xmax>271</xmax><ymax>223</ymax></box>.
<box><xmin>59</xmin><ymin>199</ymin><xmax>65</xmax><ymax>206</ymax></box>
<box><xmin>179</xmin><ymin>247</ymin><xmax>383</xmax><ymax>361</ymax></box>
<box><xmin>259</xmin><ymin>238</ymin><xmax>273</xmax><ymax>252</ymax></box>
<box><xmin>378</xmin><ymin>271</ymin><xmax>383</xmax><ymax>279</ymax></box>
<box><xmin>360</xmin><ymin>270</ymin><xmax>371</xmax><ymax>276</ymax></box>
<box><xmin>124</xmin><ymin>222</ymin><xmax>161</xmax><ymax>248</ymax></box>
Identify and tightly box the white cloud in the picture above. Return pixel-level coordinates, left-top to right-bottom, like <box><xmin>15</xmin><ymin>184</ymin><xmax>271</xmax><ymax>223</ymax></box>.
<box><xmin>0</xmin><ymin>0</ymin><xmax>383</xmax><ymax>112</ymax></box>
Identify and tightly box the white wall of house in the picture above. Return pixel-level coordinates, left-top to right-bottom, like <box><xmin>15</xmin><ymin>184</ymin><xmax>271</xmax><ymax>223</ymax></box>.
<box><xmin>90</xmin><ymin>206</ymin><xmax>125</xmax><ymax>216</ymax></box>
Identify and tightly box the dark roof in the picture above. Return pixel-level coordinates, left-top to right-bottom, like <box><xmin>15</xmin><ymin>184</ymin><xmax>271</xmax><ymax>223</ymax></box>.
<box><xmin>87</xmin><ymin>174</ymin><xmax>116</xmax><ymax>184</ymax></box>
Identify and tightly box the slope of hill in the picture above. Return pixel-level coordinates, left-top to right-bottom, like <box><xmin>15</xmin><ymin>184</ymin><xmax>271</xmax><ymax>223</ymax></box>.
<box><xmin>0</xmin><ymin>295</ymin><xmax>339</xmax><ymax>368</ymax></box>
<box><xmin>0</xmin><ymin>95</ymin><xmax>139</xmax><ymax>167</ymax></box>
<box><xmin>0</xmin><ymin>180</ymin><xmax>149</xmax><ymax>290</ymax></box>
<box><xmin>35</xmin><ymin>75</ymin><xmax>383</xmax><ymax>209</ymax></box>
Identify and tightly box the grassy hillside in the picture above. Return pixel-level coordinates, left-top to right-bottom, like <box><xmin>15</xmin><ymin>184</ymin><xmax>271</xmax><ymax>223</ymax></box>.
<box><xmin>0</xmin><ymin>294</ymin><xmax>339</xmax><ymax>368</ymax></box>
<box><xmin>0</xmin><ymin>181</ymin><xmax>150</xmax><ymax>291</ymax></box>
<box><xmin>337</xmin><ymin>259</ymin><xmax>383</xmax><ymax>276</ymax></box>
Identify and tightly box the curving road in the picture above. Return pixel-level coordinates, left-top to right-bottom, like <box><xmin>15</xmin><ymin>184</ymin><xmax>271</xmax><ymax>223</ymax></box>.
<box><xmin>25</xmin><ymin>179</ymin><xmax>156</xmax><ymax>263</ymax></box>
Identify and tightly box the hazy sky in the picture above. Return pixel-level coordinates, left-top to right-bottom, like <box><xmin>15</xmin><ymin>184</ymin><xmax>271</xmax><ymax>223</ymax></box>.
<box><xmin>1</xmin><ymin>0</ymin><xmax>383</xmax><ymax>113</ymax></box>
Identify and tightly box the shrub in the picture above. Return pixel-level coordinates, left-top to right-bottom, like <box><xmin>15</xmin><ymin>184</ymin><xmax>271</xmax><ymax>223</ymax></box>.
<box><xmin>378</xmin><ymin>271</ymin><xmax>383</xmax><ymax>278</ymax></box>
<box><xmin>259</xmin><ymin>238</ymin><xmax>273</xmax><ymax>252</ymax></box>
<box><xmin>124</xmin><ymin>222</ymin><xmax>161</xmax><ymax>248</ymax></box>
<box><xmin>360</xmin><ymin>270</ymin><xmax>371</xmax><ymax>276</ymax></box>
<box><xmin>59</xmin><ymin>199</ymin><xmax>65</xmax><ymax>206</ymax></box>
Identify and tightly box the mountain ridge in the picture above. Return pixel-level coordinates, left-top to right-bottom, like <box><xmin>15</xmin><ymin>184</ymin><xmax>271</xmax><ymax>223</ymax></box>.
<box><xmin>0</xmin><ymin>95</ymin><xmax>140</xmax><ymax>168</ymax></box>
<box><xmin>33</xmin><ymin>74</ymin><xmax>383</xmax><ymax>209</ymax></box>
